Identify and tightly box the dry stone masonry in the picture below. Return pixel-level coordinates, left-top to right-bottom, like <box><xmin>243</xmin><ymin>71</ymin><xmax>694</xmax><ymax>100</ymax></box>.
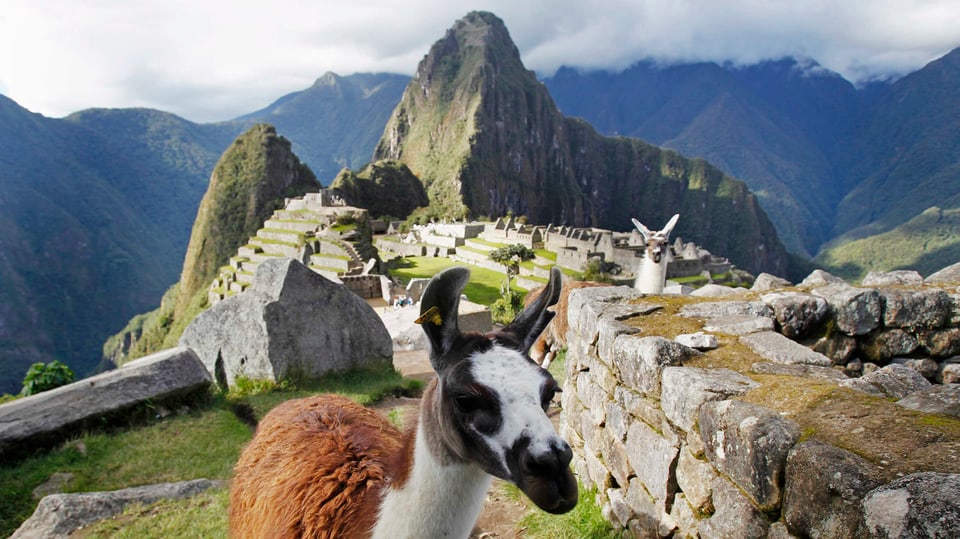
<box><xmin>560</xmin><ymin>268</ymin><xmax>960</xmax><ymax>538</ymax></box>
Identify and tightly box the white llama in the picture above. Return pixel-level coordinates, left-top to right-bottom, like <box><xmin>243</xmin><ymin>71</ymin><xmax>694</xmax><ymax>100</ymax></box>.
<box><xmin>632</xmin><ymin>213</ymin><xmax>680</xmax><ymax>294</ymax></box>
<box><xmin>229</xmin><ymin>266</ymin><xmax>577</xmax><ymax>539</ymax></box>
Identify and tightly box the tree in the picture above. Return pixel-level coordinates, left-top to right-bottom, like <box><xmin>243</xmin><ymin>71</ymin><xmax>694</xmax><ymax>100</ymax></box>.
<box><xmin>489</xmin><ymin>244</ymin><xmax>536</xmax><ymax>295</ymax></box>
<box><xmin>21</xmin><ymin>360</ymin><xmax>74</xmax><ymax>396</ymax></box>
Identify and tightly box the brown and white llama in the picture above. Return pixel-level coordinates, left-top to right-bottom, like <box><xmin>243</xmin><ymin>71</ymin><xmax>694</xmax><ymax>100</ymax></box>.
<box><xmin>229</xmin><ymin>266</ymin><xmax>577</xmax><ymax>539</ymax></box>
<box><xmin>633</xmin><ymin>213</ymin><xmax>680</xmax><ymax>294</ymax></box>
<box><xmin>524</xmin><ymin>277</ymin><xmax>612</xmax><ymax>369</ymax></box>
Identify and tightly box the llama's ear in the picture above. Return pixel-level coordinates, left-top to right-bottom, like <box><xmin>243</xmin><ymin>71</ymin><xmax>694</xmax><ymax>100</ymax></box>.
<box><xmin>418</xmin><ymin>266</ymin><xmax>470</xmax><ymax>371</ymax></box>
<box><xmin>661</xmin><ymin>214</ymin><xmax>680</xmax><ymax>239</ymax></box>
<box><xmin>632</xmin><ymin>218</ymin><xmax>651</xmax><ymax>242</ymax></box>
<box><xmin>502</xmin><ymin>266</ymin><xmax>562</xmax><ymax>355</ymax></box>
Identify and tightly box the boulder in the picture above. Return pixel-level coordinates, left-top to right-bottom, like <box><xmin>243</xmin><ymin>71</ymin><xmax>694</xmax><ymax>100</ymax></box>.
<box><xmin>699</xmin><ymin>400</ymin><xmax>800</xmax><ymax>511</ymax></box>
<box><xmin>751</xmin><ymin>272</ymin><xmax>792</xmax><ymax>291</ymax></box>
<box><xmin>858</xmin><ymin>329</ymin><xmax>919</xmax><ymax>363</ymax></box>
<box><xmin>674</xmin><ymin>332</ymin><xmax>719</xmax><ymax>350</ymax></box>
<box><xmin>690</xmin><ymin>284</ymin><xmax>747</xmax><ymax>297</ymax></box>
<box><xmin>918</xmin><ymin>327</ymin><xmax>960</xmax><ymax>357</ymax></box>
<box><xmin>810</xmin><ymin>332</ymin><xmax>859</xmax><ymax>364</ymax></box>
<box><xmin>861</xmin><ymin>270</ymin><xmax>924</xmax><ymax>287</ymax></box>
<box><xmin>761</xmin><ymin>291</ymin><xmax>829</xmax><ymax>339</ymax></box>
<box><xmin>11</xmin><ymin>479</ymin><xmax>218</xmax><ymax>538</ymax></box>
<box><xmin>812</xmin><ymin>284</ymin><xmax>882</xmax><ymax>336</ymax></box>
<box><xmin>896</xmin><ymin>384</ymin><xmax>960</xmax><ymax>417</ymax></box>
<box><xmin>889</xmin><ymin>357</ymin><xmax>939</xmax><ymax>380</ymax></box>
<box><xmin>740</xmin><ymin>331</ymin><xmax>833</xmax><ymax>367</ymax></box>
<box><xmin>782</xmin><ymin>441</ymin><xmax>882</xmax><ymax>539</ymax></box>
<box><xmin>840</xmin><ymin>364</ymin><xmax>931</xmax><ymax>399</ymax></box>
<box><xmin>800</xmin><ymin>269</ymin><xmax>846</xmax><ymax>287</ymax></box>
<box><xmin>925</xmin><ymin>261</ymin><xmax>960</xmax><ymax>284</ymax></box>
<box><xmin>941</xmin><ymin>359</ymin><xmax>960</xmax><ymax>384</ymax></box>
<box><xmin>180</xmin><ymin>258</ymin><xmax>392</xmax><ymax>387</ymax></box>
<box><xmin>861</xmin><ymin>472</ymin><xmax>960</xmax><ymax>538</ymax></box>
<box><xmin>0</xmin><ymin>348</ymin><xmax>211</xmax><ymax>459</ymax></box>
<box><xmin>878</xmin><ymin>288</ymin><xmax>951</xmax><ymax>329</ymax></box>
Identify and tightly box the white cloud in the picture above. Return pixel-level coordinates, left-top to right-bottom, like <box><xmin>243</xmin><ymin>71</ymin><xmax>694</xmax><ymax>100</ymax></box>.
<box><xmin>1</xmin><ymin>0</ymin><xmax>957</xmax><ymax>122</ymax></box>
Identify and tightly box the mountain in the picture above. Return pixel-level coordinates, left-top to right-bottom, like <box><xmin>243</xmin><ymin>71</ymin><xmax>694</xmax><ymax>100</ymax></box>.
<box><xmin>235</xmin><ymin>72</ymin><xmax>409</xmax><ymax>182</ymax></box>
<box><xmin>373</xmin><ymin>11</ymin><xmax>791</xmax><ymax>277</ymax></box>
<box><xmin>105</xmin><ymin>124</ymin><xmax>320</xmax><ymax>365</ymax></box>
<box><xmin>329</xmin><ymin>160</ymin><xmax>428</xmax><ymax>220</ymax></box>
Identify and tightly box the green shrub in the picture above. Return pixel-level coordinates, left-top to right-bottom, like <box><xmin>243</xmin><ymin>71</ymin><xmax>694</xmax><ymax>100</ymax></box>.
<box><xmin>21</xmin><ymin>360</ymin><xmax>74</xmax><ymax>396</ymax></box>
<box><xmin>490</xmin><ymin>289</ymin><xmax>524</xmax><ymax>325</ymax></box>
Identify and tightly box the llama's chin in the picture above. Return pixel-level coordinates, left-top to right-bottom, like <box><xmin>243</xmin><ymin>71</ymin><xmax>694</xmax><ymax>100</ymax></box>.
<box><xmin>520</xmin><ymin>467</ymin><xmax>579</xmax><ymax>514</ymax></box>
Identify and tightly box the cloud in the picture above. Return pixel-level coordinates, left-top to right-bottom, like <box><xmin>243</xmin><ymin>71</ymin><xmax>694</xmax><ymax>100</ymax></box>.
<box><xmin>1</xmin><ymin>0</ymin><xmax>957</xmax><ymax>122</ymax></box>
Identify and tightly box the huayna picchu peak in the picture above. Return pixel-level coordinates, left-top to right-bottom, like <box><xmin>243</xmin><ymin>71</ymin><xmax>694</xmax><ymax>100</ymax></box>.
<box><xmin>374</xmin><ymin>11</ymin><xmax>791</xmax><ymax>277</ymax></box>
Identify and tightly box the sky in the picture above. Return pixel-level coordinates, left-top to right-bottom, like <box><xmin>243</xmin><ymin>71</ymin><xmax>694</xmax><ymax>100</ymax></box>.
<box><xmin>1</xmin><ymin>0</ymin><xmax>958</xmax><ymax>123</ymax></box>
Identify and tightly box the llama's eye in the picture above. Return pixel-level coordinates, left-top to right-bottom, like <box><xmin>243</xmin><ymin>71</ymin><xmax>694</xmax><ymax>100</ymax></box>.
<box><xmin>541</xmin><ymin>384</ymin><xmax>561</xmax><ymax>410</ymax></box>
<box><xmin>455</xmin><ymin>393</ymin><xmax>490</xmax><ymax>414</ymax></box>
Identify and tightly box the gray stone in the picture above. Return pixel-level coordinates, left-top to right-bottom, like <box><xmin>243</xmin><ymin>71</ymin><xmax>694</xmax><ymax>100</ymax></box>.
<box><xmin>925</xmin><ymin>261</ymin><xmax>960</xmax><ymax>283</ymax></box>
<box><xmin>800</xmin><ymin>269</ymin><xmax>846</xmax><ymax>287</ymax></box>
<box><xmin>625</xmin><ymin>420</ymin><xmax>679</xmax><ymax>507</ymax></box>
<box><xmin>839</xmin><ymin>377</ymin><xmax>886</xmax><ymax>397</ymax></box>
<box><xmin>567</xmin><ymin>285</ymin><xmax>643</xmax><ymax>322</ymax></box>
<box><xmin>761</xmin><ymin>291</ymin><xmax>829</xmax><ymax>339</ymax></box>
<box><xmin>600</xmin><ymin>428</ymin><xmax>633</xmax><ymax>489</ymax></box>
<box><xmin>32</xmin><ymin>472</ymin><xmax>74</xmax><ymax>500</ymax></box>
<box><xmin>941</xmin><ymin>360</ymin><xmax>960</xmax><ymax>384</ymax></box>
<box><xmin>811</xmin><ymin>284</ymin><xmax>882</xmax><ymax>336</ymax></box>
<box><xmin>676</xmin><ymin>446</ymin><xmax>718</xmax><ymax>512</ymax></box>
<box><xmin>604</xmin><ymin>487</ymin><xmax>632</xmax><ymax>527</ymax></box>
<box><xmin>740</xmin><ymin>331</ymin><xmax>833</xmax><ymax>366</ymax></box>
<box><xmin>811</xmin><ymin>332</ymin><xmax>859</xmax><ymax>364</ymax></box>
<box><xmin>669</xmin><ymin>494</ymin><xmax>702</xmax><ymax>538</ymax></box>
<box><xmin>918</xmin><ymin>327</ymin><xmax>960</xmax><ymax>357</ymax></box>
<box><xmin>180</xmin><ymin>258</ymin><xmax>392</xmax><ymax>387</ymax></box>
<box><xmin>862</xmin><ymin>472</ymin><xmax>960</xmax><ymax>538</ymax></box>
<box><xmin>842</xmin><ymin>363</ymin><xmax>931</xmax><ymax>399</ymax></box>
<box><xmin>663</xmin><ymin>282</ymin><xmax>695</xmax><ymax>295</ymax></box>
<box><xmin>675</xmin><ymin>331</ymin><xmax>719</xmax><ymax>350</ymax></box>
<box><xmin>889</xmin><ymin>357</ymin><xmax>939</xmax><ymax>380</ymax></box>
<box><xmin>699</xmin><ymin>477</ymin><xmax>770</xmax><ymax>539</ymax></box>
<box><xmin>615</xmin><ymin>335</ymin><xmax>700</xmax><ymax>399</ymax></box>
<box><xmin>767</xmin><ymin>522</ymin><xmax>797</xmax><ymax>539</ymax></box>
<box><xmin>596</xmin><ymin>304</ymin><xmax>658</xmax><ymax>362</ymax></box>
<box><xmin>680</xmin><ymin>301</ymin><xmax>773</xmax><ymax>320</ymax></box>
<box><xmin>750</xmin><ymin>362</ymin><xmax>849</xmax><ymax>383</ymax></box>
<box><xmin>782</xmin><ymin>441</ymin><xmax>882</xmax><ymax>539</ymax></box>
<box><xmin>705</xmin><ymin>315</ymin><xmax>776</xmax><ymax>335</ymax></box>
<box><xmin>858</xmin><ymin>329</ymin><xmax>918</xmax><ymax>363</ymax></box>
<box><xmin>878</xmin><ymin>288</ymin><xmax>951</xmax><ymax>329</ymax></box>
<box><xmin>691</xmin><ymin>284</ymin><xmax>748</xmax><ymax>297</ymax></box>
<box><xmin>700</xmin><ymin>400</ymin><xmax>800</xmax><ymax>510</ymax></box>
<box><xmin>625</xmin><ymin>477</ymin><xmax>661</xmax><ymax>538</ymax></box>
<box><xmin>862</xmin><ymin>270</ymin><xmax>924</xmax><ymax>287</ymax></box>
<box><xmin>11</xmin><ymin>479</ymin><xmax>218</xmax><ymax>538</ymax></box>
<box><xmin>0</xmin><ymin>348</ymin><xmax>211</xmax><ymax>459</ymax></box>
<box><xmin>896</xmin><ymin>383</ymin><xmax>960</xmax><ymax>417</ymax></box>
<box><xmin>751</xmin><ymin>273</ymin><xmax>792</xmax><ymax>291</ymax></box>
<box><xmin>661</xmin><ymin>367</ymin><xmax>759</xmax><ymax>432</ymax></box>
<box><xmin>949</xmin><ymin>294</ymin><xmax>960</xmax><ymax>326</ymax></box>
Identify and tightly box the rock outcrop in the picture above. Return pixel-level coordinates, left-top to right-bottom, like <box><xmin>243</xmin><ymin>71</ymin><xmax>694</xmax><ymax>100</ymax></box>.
<box><xmin>180</xmin><ymin>258</ymin><xmax>392</xmax><ymax>387</ymax></box>
<box><xmin>0</xmin><ymin>348</ymin><xmax>211</xmax><ymax>459</ymax></box>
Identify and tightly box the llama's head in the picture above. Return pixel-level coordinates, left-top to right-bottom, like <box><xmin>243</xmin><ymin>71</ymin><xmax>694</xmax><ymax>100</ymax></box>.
<box><xmin>418</xmin><ymin>266</ymin><xmax>577</xmax><ymax>514</ymax></box>
<box><xmin>632</xmin><ymin>213</ymin><xmax>680</xmax><ymax>263</ymax></box>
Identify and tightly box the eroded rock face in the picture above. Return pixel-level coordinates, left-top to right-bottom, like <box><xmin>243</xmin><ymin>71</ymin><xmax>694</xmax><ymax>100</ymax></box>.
<box><xmin>180</xmin><ymin>258</ymin><xmax>392</xmax><ymax>387</ymax></box>
<box><xmin>862</xmin><ymin>472</ymin><xmax>960</xmax><ymax>538</ymax></box>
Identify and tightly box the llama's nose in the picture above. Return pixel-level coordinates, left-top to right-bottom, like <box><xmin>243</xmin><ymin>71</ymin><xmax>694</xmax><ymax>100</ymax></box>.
<box><xmin>521</xmin><ymin>439</ymin><xmax>573</xmax><ymax>476</ymax></box>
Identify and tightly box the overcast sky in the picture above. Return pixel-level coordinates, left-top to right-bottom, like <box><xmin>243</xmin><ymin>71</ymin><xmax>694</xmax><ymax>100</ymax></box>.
<box><xmin>2</xmin><ymin>0</ymin><xmax>958</xmax><ymax>123</ymax></box>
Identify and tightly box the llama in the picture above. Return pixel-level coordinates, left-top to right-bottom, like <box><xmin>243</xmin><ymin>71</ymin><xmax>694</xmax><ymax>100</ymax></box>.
<box><xmin>230</xmin><ymin>266</ymin><xmax>577</xmax><ymax>539</ymax></box>
<box><xmin>632</xmin><ymin>213</ymin><xmax>680</xmax><ymax>294</ymax></box>
<box><xmin>524</xmin><ymin>277</ymin><xmax>612</xmax><ymax>369</ymax></box>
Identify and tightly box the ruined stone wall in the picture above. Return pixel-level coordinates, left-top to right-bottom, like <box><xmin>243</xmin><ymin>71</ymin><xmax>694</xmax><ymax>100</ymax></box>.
<box><xmin>560</xmin><ymin>274</ymin><xmax>960</xmax><ymax>538</ymax></box>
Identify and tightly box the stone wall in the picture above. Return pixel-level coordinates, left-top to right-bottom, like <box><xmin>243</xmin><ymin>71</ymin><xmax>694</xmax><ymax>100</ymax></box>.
<box><xmin>559</xmin><ymin>274</ymin><xmax>960</xmax><ymax>538</ymax></box>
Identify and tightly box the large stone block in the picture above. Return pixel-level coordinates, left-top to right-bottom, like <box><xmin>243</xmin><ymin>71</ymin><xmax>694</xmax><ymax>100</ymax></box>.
<box><xmin>858</xmin><ymin>329</ymin><xmax>918</xmax><ymax>363</ymax></box>
<box><xmin>679</xmin><ymin>300</ymin><xmax>773</xmax><ymax>320</ymax></box>
<box><xmin>625</xmin><ymin>420</ymin><xmax>679</xmax><ymax>508</ymax></box>
<box><xmin>840</xmin><ymin>363</ymin><xmax>931</xmax><ymax>399</ymax></box>
<box><xmin>896</xmin><ymin>383</ymin><xmax>960</xmax><ymax>418</ymax></box>
<box><xmin>0</xmin><ymin>348</ymin><xmax>211</xmax><ymax>459</ymax></box>
<box><xmin>879</xmin><ymin>288</ymin><xmax>951</xmax><ymax>329</ymax></box>
<box><xmin>862</xmin><ymin>472</ymin><xmax>960</xmax><ymax>538</ymax></box>
<box><xmin>615</xmin><ymin>335</ymin><xmax>700</xmax><ymax>399</ymax></box>
<box><xmin>661</xmin><ymin>367</ymin><xmax>759</xmax><ymax>432</ymax></box>
<box><xmin>783</xmin><ymin>441</ymin><xmax>882</xmax><ymax>538</ymax></box>
<box><xmin>918</xmin><ymin>327</ymin><xmax>960</xmax><ymax>357</ymax></box>
<box><xmin>180</xmin><ymin>258</ymin><xmax>392</xmax><ymax>387</ymax></box>
<box><xmin>676</xmin><ymin>445</ymin><xmax>718</xmax><ymax>513</ymax></box>
<box><xmin>698</xmin><ymin>477</ymin><xmax>770</xmax><ymax>539</ymax></box>
<box><xmin>740</xmin><ymin>331</ymin><xmax>832</xmax><ymax>367</ymax></box>
<box><xmin>761</xmin><ymin>291</ymin><xmax>829</xmax><ymax>339</ymax></box>
<box><xmin>699</xmin><ymin>400</ymin><xmax>800</xmax><ymax>511</ymax></box>
<box><xmin>812</xmin><ymin>284</ymin><xmax>882</xmax><ymax>336</ymax></box>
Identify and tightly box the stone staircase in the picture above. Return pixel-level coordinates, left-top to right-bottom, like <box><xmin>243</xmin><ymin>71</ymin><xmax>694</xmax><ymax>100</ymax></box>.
<box><xmin>208</xmin><ymin>199</ymin><xmax>368</xmax><ymax>304</ymax></box>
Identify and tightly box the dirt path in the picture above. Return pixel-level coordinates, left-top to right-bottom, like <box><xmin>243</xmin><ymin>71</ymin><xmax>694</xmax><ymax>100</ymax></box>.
<box><xmin>381</xmin><ymin>349</ymin><xmax>533</xmax><ymax>538</ymax></box>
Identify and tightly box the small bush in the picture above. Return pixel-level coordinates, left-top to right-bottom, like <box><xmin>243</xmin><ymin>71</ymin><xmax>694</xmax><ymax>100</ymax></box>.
<box><xmin>21</xmin><ymin>360</ymin><xmax>74</xmax><ymax>396</ymax></box>
<box><xmin>491</xmin><ymin>290</ymin><xmax>525</xmax><ymax>325</ymax></box>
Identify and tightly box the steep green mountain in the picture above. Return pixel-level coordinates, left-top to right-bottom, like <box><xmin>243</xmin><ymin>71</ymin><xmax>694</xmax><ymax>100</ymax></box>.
<box><xmin>0</xmin><ymin>97</ymin><xmax>232</xmax><ymax>394</ymax></box>
<box><xmin>373</xmin><ymin>11</ymin><xmax>792</xmax><ymax>277</ymax></box>
<box><xmin>329</xmin><ymin>159</ymin><xmax>428</xmax><ymax>219</ymax></box>
<box><xmin>816</xmin><ymin>207</ymin><xmax>960</xmax><ymax>281</ymax></box>
<box><xmin>105</xmin><ymin>124</ymin><xmax>320</xmax><ymax>365</ymax></box>
<box><xmin>235</xmin><ymin>72</ymin><xmax>408</xmax><ymax>182</ymax></box>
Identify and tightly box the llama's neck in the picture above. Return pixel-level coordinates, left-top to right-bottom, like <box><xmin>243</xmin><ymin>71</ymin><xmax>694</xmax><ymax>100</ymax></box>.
<box><xmin>372</xmin><ymin>396</ymin><xmax>492</xmax><ymax>538</ymax></box>
<box><xmin>635</xmin><ymin>256</ymin><xmax>668</xmax><ymax>293</ymax></box>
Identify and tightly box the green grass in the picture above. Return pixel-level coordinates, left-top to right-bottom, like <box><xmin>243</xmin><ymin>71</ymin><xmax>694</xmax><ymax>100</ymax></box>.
<box><xmin>501</xmin><ymin>483</ymin><xmax>623</xmax><ymax>539</ymax></box>
<box><xmin>75</xmin><ymin>487</ymin><xmax>230</xmax><ymax>539</ymax></box>
<box><xmin>388</xmin><ymin>256</ymin><xmax>528</xmax><ymax>305</ymax></box>
<box><xmin>0</xmin><ymin>364</ymin><xmax>421</xmax><ymax>537</ymax></box>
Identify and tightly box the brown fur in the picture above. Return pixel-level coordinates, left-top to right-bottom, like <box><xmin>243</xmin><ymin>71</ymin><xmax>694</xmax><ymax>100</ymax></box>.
<box><xmin>524</xmin><ymin>280</ymin><xmax>612</xmax><ymax>364</ymax></box>
<box><xmin>229</xmin><ymin>394</ymin><xmax>410</xmax><ymax>539</ymax></box>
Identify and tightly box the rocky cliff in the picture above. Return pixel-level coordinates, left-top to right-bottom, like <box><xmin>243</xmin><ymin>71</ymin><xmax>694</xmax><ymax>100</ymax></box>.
<box><xmin>329</xmin><ymin>159</ymin><xmax>428</xmax><ymax>219</ymax></box>
<box><xmin>373</xmin><ymin>11</ymin><xmax>791</xmax><ymax>277</ymax></box>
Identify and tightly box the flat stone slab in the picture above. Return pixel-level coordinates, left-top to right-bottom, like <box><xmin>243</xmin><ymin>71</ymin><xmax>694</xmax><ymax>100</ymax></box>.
<box><xmin>896</xmin><ymin>383</ymin><xmax>960</xmax><ymax>417</ymax></box>
<box><xmin>704</xmin><ymin>315</ymin><xmax>775</xmax><ymax>335</ymax></box>
<box><xmin>0</xmin><ymin>347</ymin><xmax>212</xmax><ymax>459</ymax></box>
<box><xmin>750</xmin><ymin>362</ymin><xmax>849</xmax><ymax>383</ymax></box>
<box><xmin>739</xmin><ymin>331</ymin><xmax>832</xmax><ymax>366</ymax></box>
<box><xmin>11</xmin><ymin>479</ymin><xmax>219</xmax><ymax>538</ymax></box>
